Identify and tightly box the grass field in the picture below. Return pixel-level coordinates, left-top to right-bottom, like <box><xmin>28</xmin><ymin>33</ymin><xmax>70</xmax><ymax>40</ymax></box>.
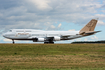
<box><xmin>0</xmin><ymin>44</ymin><xmax>105</xmax><ymax>70</ymax></box>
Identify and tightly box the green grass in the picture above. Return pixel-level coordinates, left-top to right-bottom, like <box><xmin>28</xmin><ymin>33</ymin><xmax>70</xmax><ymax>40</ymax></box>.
<box><xmin>0</xmin><ymin>44</ymin><xmax>105</xmax><ymax>70</ymax></box>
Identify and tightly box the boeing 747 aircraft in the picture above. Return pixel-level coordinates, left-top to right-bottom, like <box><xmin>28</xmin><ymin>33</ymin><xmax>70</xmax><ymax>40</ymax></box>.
<box><xmin>3</xmin><ymin>19</ymin><xmax>100</xmax><ymax>44</ymax></box>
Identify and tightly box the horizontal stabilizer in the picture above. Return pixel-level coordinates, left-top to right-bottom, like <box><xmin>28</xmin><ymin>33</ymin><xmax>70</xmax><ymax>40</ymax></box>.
<box><xmin>80</xmin><ymin>31</ymin><xmax>101</xmax><ymax>36</ymax></box>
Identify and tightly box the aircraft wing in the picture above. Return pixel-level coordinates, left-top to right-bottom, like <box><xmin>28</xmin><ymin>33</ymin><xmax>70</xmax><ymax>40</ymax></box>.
<box><xmin>61</xmin><ymin>35</ymin><xmax>70</xmax><ymax>37</ymax></box>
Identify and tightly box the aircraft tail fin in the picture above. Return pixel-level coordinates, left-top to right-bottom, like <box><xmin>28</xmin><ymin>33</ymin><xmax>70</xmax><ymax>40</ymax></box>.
<box><xmin>79</xmin><ymin>19</ymin><xmax>98</xmax><ymax>36</ymax></box>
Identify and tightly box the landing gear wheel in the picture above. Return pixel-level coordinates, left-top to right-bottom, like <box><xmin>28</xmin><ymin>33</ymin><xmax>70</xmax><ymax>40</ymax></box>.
<box><xmin>44</xmin><ymin>42</ymin><xmax>49</xmax><ymax>44</ymax></box>
<box><xmin>12</xmin><ymin>40</ymin><xmax>15</xmax><ymax>44</ymax></box>
<box><xmin>44</xmin><ymin>42</ymin><xmax>54</xmax><ymax>44</ymax></box>
<box><xmin>49</xmin><ymin>42</ymin><xmax>54</xmax><ymax>44</ymax></box>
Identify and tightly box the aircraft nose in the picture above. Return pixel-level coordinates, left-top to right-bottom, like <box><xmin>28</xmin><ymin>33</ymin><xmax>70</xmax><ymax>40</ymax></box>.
<box><xmin>3</xmin><ymin>33</ymin><xmax>6</xmax><ymax>37</ymax></box>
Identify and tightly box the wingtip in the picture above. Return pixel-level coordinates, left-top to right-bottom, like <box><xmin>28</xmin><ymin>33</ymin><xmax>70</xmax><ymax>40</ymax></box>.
<box><xmin>95</xmin><ymin>31</ymin><xmax>101</xmax><ymax>33</ymax></box>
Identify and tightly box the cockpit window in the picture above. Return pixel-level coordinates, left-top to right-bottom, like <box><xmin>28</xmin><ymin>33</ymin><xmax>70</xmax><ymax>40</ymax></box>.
<box><xmin>9</xmin><ymin>30</ymin><xmax>12</xmax><ymax>32</ymax></box>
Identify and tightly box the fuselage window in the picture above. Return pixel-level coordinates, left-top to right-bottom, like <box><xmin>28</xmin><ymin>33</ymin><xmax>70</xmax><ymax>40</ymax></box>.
<box><xmin>32</xmin><ymin>34</ymin><xmax>39</xmax><ymax>36</ymax></box>
<box><xmin>49</xmin><ymin>34</ymin><xmax>59</xmax><ymax>36</ymax></box>
<box><xmin>26</xmin><ymin>31</ymin><xmax>31</xmax><ymax>32</ymax></box>
<box><xmin>31</xmin><ymin>34</ymin><xmax>45</xmax><ymax>36</ymax></box>
<box><xmin>9</xmin><ymin>30</ymin><xmax>12</xmax><ymax>32</ymax></box>
<box><xmin>16</xmin><ymin>31</ymin><xmax>24</xmax><ymax>32</ymax></box>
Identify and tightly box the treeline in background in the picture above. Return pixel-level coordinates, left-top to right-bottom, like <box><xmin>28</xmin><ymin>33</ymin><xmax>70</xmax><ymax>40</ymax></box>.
<box><xmin>71</xmin><ymin>40</ymin><xmax>105</xmax><ymax>44</ymax></box>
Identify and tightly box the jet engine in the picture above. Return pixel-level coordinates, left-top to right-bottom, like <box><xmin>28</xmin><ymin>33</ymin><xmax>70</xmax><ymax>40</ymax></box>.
<box><xmin>54</xmin><ymin>36</ymin><xmax>61</xmax><ymax>41</ymax></box>
<box><xmin>33</xmin><ymin>38</ymin><xmax>44</xmax><ymax>42</ymax></box>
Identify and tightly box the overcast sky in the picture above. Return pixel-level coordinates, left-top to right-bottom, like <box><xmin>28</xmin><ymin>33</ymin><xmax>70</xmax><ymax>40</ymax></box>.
<box><xmin>0</xmin><ymin>0</ymin><xmax>105</xmax><ymax>43</ymax></box>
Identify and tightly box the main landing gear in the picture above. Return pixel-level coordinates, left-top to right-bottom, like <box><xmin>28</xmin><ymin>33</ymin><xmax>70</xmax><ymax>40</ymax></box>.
<box><xmin>12</xmin><ymin>40</ymin><xmax>15</xmax><ymax>44</ymax></box>
<box><xmin>44</xmin><ymin>42</ymin><xmax>54</xmax><ymax>44</ymax></box>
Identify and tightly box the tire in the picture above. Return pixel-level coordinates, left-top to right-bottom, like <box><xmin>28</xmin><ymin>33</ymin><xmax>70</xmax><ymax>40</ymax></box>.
<box><xmin>44</xmin><ymin>42</ymin><xmax>54</xmax><ymax>44</ymax></box>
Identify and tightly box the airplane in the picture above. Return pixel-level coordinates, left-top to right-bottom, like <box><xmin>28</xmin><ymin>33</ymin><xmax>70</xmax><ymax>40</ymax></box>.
<box><xmin>3</xmin><ymin>19</ymin><xmax>100</xmax><ymax>44</ymax></box>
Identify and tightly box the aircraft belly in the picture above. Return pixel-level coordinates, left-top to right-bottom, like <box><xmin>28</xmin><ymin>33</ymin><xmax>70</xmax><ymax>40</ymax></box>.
<box><xmin>61</xmin><ymin>35</ymin><xmax>83</xmax><ymax>40</ymax></box>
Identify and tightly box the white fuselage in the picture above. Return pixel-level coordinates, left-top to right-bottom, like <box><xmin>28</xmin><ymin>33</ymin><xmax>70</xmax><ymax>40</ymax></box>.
<box><xmin>3</xmin><ymin>29</ymin><xmax>83</xmax><ymax>42</ymax></box>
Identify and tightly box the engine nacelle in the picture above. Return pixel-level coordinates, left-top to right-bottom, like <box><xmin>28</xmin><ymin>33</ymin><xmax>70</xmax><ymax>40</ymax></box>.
<box><xmin>33</xmin><ymin>38</ymin><xmax>44</xmax><ymax>42</ymax></box>
<box><xmin>54</xmin><ymin>36</ymin><xmax>61</xmax><ymax>41</ymax></box>
<box><xmin>38</xmin><ymin>38</ymin><xmax>44</xmax><ymax>42</ymax></box>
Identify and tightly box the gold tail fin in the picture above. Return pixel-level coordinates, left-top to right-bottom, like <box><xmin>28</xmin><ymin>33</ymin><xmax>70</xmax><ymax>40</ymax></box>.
<box><xmin>79</xmin><ymin>19</ymin><xmax>98</xmax><ymax>34</ymax></box>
